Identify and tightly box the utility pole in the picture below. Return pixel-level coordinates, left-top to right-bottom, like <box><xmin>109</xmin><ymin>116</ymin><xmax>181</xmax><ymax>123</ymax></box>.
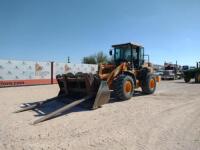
<box><xmin>67</xmin><ymin>56</ymin><xmax>70</xmax><ymax>63</ymax></box>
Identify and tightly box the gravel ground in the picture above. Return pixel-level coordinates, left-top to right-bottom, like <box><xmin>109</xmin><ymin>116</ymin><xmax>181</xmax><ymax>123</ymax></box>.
<box><xmin>0</xmin><ymin>80</ymin><xmax>200</xmax><ymax>150</ymax></box>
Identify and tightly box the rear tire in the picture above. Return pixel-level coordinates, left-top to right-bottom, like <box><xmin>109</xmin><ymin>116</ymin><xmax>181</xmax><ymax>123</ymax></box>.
<box><xmin>141</xmin><ymin>74</ymin><xmax>156</xmax><ymax>94</ymax></box>
<box><xmin>195</xmin><ymin>73</ymin><xmax>200</xmax><ymax>83</ymax></box>
<box><xmin>113</xmin><ymin>75</ymin><xmax>134</xmax><ymax>100</ymax></box>
<box><xmin>184</xmin><ymin>77</ymin><xmax>191</xmax><ymax>83</ymax></box>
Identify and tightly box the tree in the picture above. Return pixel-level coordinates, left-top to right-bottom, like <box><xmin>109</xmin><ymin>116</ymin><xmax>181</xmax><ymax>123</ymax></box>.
<box><xmin>96</xmin><ymin>51</ymin><xmax>108</xmax><ymax>64</ymax></box>
<box><xmin>82</xmin><ymin>55</ymin><xmax>96</xmax><ymax>64</ymax></box>
<box><xmin>82</xmin><ymin>51</ymin><xmax>108</xmax><ymax>64</ymax></box>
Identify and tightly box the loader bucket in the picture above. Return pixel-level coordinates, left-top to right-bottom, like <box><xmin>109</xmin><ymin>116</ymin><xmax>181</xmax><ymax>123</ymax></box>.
<box><xmin>14</xmin><ymin>73</ymin><xmax>111</xmax><ymax>124</ymax></box>
<box><xmin>56</xmin><ymin>73</ymin><xmax>111</xmax><ymax>109</ymax></box>
<box><xmin>92</xmin><ymin>81</ymin><xmax>110</xmax><ymax>109</ymax></box>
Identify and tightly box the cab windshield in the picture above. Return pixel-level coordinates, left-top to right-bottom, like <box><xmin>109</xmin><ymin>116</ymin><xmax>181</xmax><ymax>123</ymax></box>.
<box><xmin>114</xmin><ymin>46</ymin><xmax>137</xmax><ymax>63</ymax></box>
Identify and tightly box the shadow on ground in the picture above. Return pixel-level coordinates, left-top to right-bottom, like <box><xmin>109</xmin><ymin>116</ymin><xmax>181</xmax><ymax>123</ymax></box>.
<box><xmin>17</xmin><ymin>90</ymin><xmax>147</xmax><ymax>123</ymax></box>
<box><xmin>173</xmin><ymin>81</ymin><xmax>198</xmax><ymax>84</ymax></box>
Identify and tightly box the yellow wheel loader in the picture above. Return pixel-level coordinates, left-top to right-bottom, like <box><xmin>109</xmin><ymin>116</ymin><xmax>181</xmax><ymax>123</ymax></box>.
<box><xmin>15</xmin><ymin>42</ymin><xmax>159</xmax><ymax>124</ymax></box>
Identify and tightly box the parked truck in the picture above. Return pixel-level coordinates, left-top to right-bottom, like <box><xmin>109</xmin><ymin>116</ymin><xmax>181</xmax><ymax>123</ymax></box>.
<box><xmin>161</xmin><ymin>62</ymin><xmax>182</xmax><ymax>80</ymax></box>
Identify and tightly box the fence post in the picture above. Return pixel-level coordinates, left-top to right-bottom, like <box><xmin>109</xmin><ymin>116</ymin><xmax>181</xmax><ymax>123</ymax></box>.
<box><xmin>51</xmin><ymin>61</ymin><xmax>54</xmax><ymax>84</ymax></box>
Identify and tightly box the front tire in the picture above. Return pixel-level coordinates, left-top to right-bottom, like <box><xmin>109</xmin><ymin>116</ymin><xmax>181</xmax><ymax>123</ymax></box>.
<box><xmin>141</xmin><ymin>74</ymin><xmax>156</xmax><ymax>94</ymax></box>
<box><xmin>113</xmin><ymin>75</ymin><xmax>134</xmax><ymax>100</ymax></box>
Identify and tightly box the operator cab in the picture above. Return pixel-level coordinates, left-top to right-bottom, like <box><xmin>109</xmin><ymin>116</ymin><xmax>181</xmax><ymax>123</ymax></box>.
<box><xmin>110</xmin><ymin>42</ymin><xmax>144</xmax><ymax>69</ymax></box>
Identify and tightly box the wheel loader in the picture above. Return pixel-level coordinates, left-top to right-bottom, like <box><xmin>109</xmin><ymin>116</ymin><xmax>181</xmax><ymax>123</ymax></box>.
<box><xmin>15</xmin><ymin>42</ymin><xmax>159</xmax><ymax>124</ymax></box>
<box><xmin>184</xmin><ymin>61</ymin><xmax>200</xmax><ymax>83</ymax></box>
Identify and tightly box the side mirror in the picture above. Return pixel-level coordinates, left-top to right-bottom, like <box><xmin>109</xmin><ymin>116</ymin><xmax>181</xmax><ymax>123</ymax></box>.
<box><xmin>109</xmin><ymin>49</ymin><xmax>113</xmax><ymax>56</ymax></box>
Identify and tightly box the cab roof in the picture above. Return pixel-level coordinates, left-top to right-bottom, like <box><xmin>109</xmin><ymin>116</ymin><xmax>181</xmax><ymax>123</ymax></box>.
<box><xmin>112</xmin><ymin>42</ymin><xmax>143</xmax><ymax>48</ymax></box>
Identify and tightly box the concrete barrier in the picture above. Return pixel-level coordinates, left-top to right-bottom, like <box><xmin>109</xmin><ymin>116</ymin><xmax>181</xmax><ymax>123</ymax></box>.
<box><xmin>0</xmin><ymin>59</ymin><xmax>97</xmax><ymax>87</ymax></box>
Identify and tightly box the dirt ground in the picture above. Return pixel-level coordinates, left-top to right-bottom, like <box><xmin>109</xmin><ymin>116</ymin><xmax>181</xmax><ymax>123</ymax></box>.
<box><xmin>0</xmin><ymin>80</ymin><xmax>200</xmax><ymax>150</ymax></box>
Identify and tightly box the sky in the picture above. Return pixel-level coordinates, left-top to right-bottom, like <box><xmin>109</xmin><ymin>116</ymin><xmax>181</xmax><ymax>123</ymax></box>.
<box><xmin>0</xmin><ymin>0</ymin><xmax>200</xmax><ymax>66</ymax></box>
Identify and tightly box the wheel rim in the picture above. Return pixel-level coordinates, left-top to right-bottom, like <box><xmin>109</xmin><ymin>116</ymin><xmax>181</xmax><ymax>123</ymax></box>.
<box><xmin>124</xmin><ymin>81</ymin><xmax>132</xmax><ymax>93</ymax></box>
<box><xmin>149</xmin><ymin>79</ymin><xmax>155</xmax><ymax>89</ymax></box>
